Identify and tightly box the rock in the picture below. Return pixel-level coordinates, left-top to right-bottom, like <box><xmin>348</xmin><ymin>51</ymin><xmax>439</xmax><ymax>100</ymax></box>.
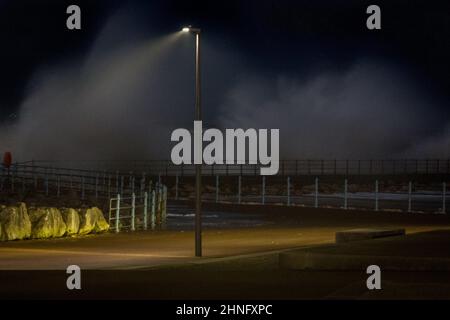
<box><xmin>78</xmin><ymin>207</ymin><xmax>109</xmax><ymax>235</ymax></box>
<box><xmin>29</xmin><ymin>207</ymin><xmax>67</xmax><ymax>239</ymax></box>
<box><xmin>91</xmin><ymin>207</ymin><xmax>109</xmax><ymax>233</ymax></box>
<box><xmin>78</xmin><ymin>208</ymin><xmax>95</xmax><ymax>235</ymax></box>
<box><xmin>60</xmin><ymin>208</ymin><xmax>80</xmax><ymax>235</ymax></box>
<box><xmin>0</xmin><ymin>202</ymin><xmax>32</xmax><ymax>241</ymax></box>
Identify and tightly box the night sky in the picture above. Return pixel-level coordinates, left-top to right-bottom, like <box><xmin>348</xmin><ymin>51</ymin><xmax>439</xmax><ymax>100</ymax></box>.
<box><xmin>0</xmin><ymin>0</ymin><xmax>449</xmax><ymax>160</ymax></box>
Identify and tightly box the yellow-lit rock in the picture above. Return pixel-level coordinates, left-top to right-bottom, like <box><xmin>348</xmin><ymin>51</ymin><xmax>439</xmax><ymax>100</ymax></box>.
<box><xmin>78</xmin><ymin>207</ymin><xmax>109</xmax><ymax>235</ymax></box>
<box><xmin>60</xmin><ymin>208</ymin><xmax>80</xmax><ymax>235</ymax></box>
<box><xmin>0</xmin><ymin>202</ymin><xmax>32</xmax><ymax>241</ymax></box>
<box><xmin>29</xmin><ymin>207</ymin><xmax>67</xmax><ymax>239</ymax></box>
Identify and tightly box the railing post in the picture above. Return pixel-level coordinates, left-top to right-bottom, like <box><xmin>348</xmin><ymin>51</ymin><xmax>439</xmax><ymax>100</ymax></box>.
<box><xmin>140</xmin><ymin>174</ymin><xmax>145</xmax><ymax>198</ymax></box>
<box><xmin>151</xmin><ymin>189</ymin><xmax>156</xmax><ymax>230</ymax></box>
<box><xmin>57</xmin><ymin>175</ymin><xmax>60</xmax><ymax>198</ymax></box>
<box><xmin>128</xmin><ymin>172</ymin><xmax>133</xmax><ymax>191</ymax></box>
<box><xmin>95</xmin><ymin>173</ymin><xmax>99</xmax><ymax>199</ymax></box>
<box><xmin>34</xmin><ymin>172</ymin><xmax>38</xmax><ymax>189</ymax></box>
<box><xmin>161</xmin><ymin>185</ymin><xmax>167</xmax><ymax>229</ymax></box>
<box><xmin>215</xmin><ymin>175</ymin><xmax>219</xmax><ymax>203</ymax></box>
<box><xmin>143</xmin><ymin>191</ymin><xmax>148</xmax><ymax>230</ymax></box>
<box><xmin>344</xmin><ymin>178</ymin><xmax>348</xmax><ymax>209</ymax></box>
<box><xmin>175</xmin><ymin>174</ymin><xmax>179</xmax><ymax>200</ymax></box>
<box><xmin>148</xmin><ymin>180</ymin><xmax>153</xmax><ymax>197</ymax></box>
<box><xmin>120</xmin><ymin>175</ymin><xmax>124</xmax><ymax>195</ymax></box>
<box><xmin>11</xmin><ymin>165</ymin><xmax>15</xmax><ymax>193</ymax></box>
<box><xmin>108</xmin><ymin>174</ymin><xmax>111</xmax><ymax>198</ymax></box>
<box><xmin>156</xmin><ymin>182</ymin><xmax>161</xmax><ymax>228</ymax></box>
<box><xmin>238</xmin><ymin>175</ymin><xmax>241</xmax><ymax>204</ymax></box>
<box><xmin>31</xmin><ymin>159</ymin><xmax>35</xmax><ymax>185</ymax></box>
<box><xmin>407</xmin><ymin>181</ymin><xmax>412</xmax><ymax>213</ymax></box>
<box><xmin>443</xmin><ymin>182</ymin><xmax>447</xmax><ymax>214</ymax></box>
<box><xmin>131</xmin><ymin>193</ymin><xmax>136</xmax><ymax>231</ymax></box>
<box><xmin>115</xmin><ymin>194</ymin><xmax>121</xmax><ymax>233</ymax></box>
<box><xmin>314</xmin><ymin>177</ymin><xmax>319</xmax><ymax>208</ymax></box>
<box><xmin>262</xmin><ymin>176</ymin><xmax>266</xmax><ymax>205</ymax></box>
<box><xmin>44</xmin><ymin>171</ymin><xmax>49</xmax><ymax>196</ymax></box>
<box><xmin>375</xmin><ymin>180</ymin><xmax>379</xmax><ymax>212</ymax></box>
<box><xmin>287</xmin><ymin>176</ymin><xmax>291</xmax><ymax>206</ymax></box>
<box><xmin>81</xmin><ymin>176</ymin><xmax>85</xmax><ymax>200</ymax></box>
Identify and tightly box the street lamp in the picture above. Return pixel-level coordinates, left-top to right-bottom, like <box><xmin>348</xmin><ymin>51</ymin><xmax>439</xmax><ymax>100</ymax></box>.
<box><xmin>182</xmin><ymin>26</ymin><xmax>202</xmax><ymax>257</ymax></box>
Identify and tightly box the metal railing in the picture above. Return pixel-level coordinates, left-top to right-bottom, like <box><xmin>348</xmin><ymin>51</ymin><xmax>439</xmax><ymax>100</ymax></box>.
<box><xmin>20</xmin><ymin>159</ymin><xmax>450</xmax><ymax>176</ymax></box>
<box><xmin>1</xmin><ymin>161</ymin><xmax>447</xmax><ymax>215</ymax></box>
<box><xmin>108</xmin><ymin>183</ymin><xmax>167</xmax><ymax>233</ymax></box>
<box><xmin>171</xmin><ymin>175</ymin><xmax>448</xmax><ymax>214</ymax></box>
<box><xmin>0</xmin><ymin>162</ymin><xmax>157</xmax><ymax>200</ymax></box>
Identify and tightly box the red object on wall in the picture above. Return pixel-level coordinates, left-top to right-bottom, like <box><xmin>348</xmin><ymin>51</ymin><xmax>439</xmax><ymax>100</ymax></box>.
<box><xmin>3</xmin><ymin>152</ymin><xmax>12</xmax><ymax>168</ymax></box>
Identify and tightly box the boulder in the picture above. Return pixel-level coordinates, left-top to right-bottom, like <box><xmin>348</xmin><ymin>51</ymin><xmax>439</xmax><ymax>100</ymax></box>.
<box><xmin>0</xmin><ymin>202</ymin><xmax>32</xmax><ymax>241</ymax></box>
<box><xmin>78</xmin><ymin>208</ymin><xmax>95</xmax><ymax>235</ymax></box>
<box><xmin>78</xmin><ymin>207</ymin><xmax>109</xmax><ymax>235</ymax></box>
<box><xmin>29</xmin><ymin>207</ymin><xmax>67</xmax><ymax>239</ymax></box>
<box><xmin>91</xmin><ymin>207</ymin><xmax>109</xmax><ymax>233</ymax></box>
<box><xmin>60</xmin><ymin>208</ymin><xmax>80</xmax><ymax>235</ymax></box>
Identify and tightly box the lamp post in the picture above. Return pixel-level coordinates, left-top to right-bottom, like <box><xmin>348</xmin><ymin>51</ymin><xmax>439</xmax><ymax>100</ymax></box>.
<box><xmin>182</xmin><ymin>26</ymin><xmax>202</xmax><ymax>257</ymax></box>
